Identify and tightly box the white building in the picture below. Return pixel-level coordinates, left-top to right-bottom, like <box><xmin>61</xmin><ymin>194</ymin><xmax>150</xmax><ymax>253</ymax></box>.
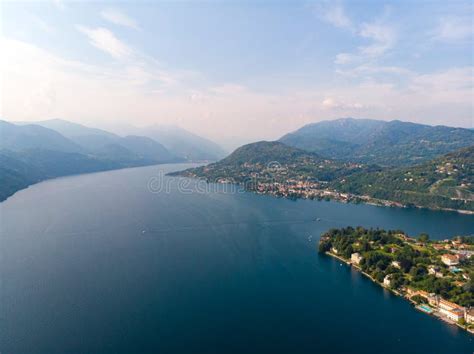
<box><xmin>383</xmin><ymin>275</ymin><xmax>391</xmax><ymax>287</ymax></box>
<box><xmin>438</xmin><ymin>299</ymin><xmax>465</xmax><ymax>322</ymax></box>
<box><xmin>351</xmin><ymin>252</ymin><xmax>363</xmax><ymax>265</ymax></box>
<box><xmin>466</xmin><ymin>308</ymin><xmax>474</xmax><ymax>324</ymax></box>
<box><xmin>441</xmin><ymin>254</ymin><xmax>459</xmax><ymax>266</ymax></box>
<box><xmin>391</xmin><ymin>261</ymin><xmax>401</xmax><ymax>269</ymax></box>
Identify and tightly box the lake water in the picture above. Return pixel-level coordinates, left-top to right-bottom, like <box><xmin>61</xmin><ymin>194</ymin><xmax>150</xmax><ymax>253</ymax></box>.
<box><xmin>1</xmin><ymin>163</ymin><xmax>473</xmax><ymax>354</ymax></box>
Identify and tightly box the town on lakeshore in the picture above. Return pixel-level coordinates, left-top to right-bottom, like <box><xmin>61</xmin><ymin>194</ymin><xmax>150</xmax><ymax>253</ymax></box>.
<box><xmin>318</xmin><ymin>227</ymin><xmax>474</xmax><ymax>333</ymax></box>
<box><xmin>174</xmin><ymin>141</ymin><xmax>473</xmax><ymax>215</ymax></box>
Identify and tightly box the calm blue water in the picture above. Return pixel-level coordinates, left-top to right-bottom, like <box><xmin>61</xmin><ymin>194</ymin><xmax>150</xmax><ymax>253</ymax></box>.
<box><xmin>1</xmin><ymin>164</ymin><xmax>473</xmax><ymax>354</ymax></box>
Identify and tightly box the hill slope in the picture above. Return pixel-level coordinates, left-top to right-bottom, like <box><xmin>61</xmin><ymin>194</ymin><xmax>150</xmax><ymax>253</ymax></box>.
<box><xmin>0</xmin><ymin>120</ymin><xmax>83</xmax><ymax>153</ymax></box>
<box><xmin>172</xmin><ymin>141</ymin><xmax>474</xmax><ymax>212</ymax></box>
<box><xmin>170</xmin><ymin>141</ymin><xmax>367</xmax><ymax>186</ymax></box>
<box><xmin>0</xmin><ymin>149</ymin><xmax>120</xmax><ymax>201</ymax></box>
<box><xmin>280</xmin><ymin>118</ymin><xmax>474</xmax><ymax>166</ymax></box>
<box><xmin>32</xmin><ymin>119</ymin><xmax>177</xmax><ymax>163</ymax></box>
<box><xmin>0</xmin><ymin>120</ymin><xmax>181</xmax><ymax>201</ymax></box>
<box><xmin>333</xmin><ymin>145</ymin><xmax>474</xmax><ymax>211</ymax></box>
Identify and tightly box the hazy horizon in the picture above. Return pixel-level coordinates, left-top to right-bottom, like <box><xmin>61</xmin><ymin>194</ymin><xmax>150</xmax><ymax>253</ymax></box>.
<box><xmin>2</xmin><ymin>0</ymin><xmax>473</xmax><ymax>149</ymax></box>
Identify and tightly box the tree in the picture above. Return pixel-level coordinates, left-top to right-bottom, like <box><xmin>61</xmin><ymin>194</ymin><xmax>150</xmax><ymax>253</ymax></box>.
<box><xmin>418</xmin><ymin>233</ymin><xmax>430</xmax><ymax>243</ymax></box>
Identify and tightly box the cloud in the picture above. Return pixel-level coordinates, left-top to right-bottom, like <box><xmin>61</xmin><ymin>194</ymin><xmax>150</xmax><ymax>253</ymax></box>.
<box><xmin>52</xmin><ymin>0</ymin><xmax>65</xmax><ymax>11</ymax></box>
<box><xmin>2</xmin><ymin>37</ymin><xmax>473</xmax><ymax>146</ymax></box>
<box><xmin>35</xmin><ymin>17</ymin><xmax>56</xmax><ymax>34</ymax></box>
<box><xmin>433</xmin><ymin>16</ymin><xmax>473</xmax><ymax>42</ymax></box>
<box><xmin>101</xmin><ymin>8</ymin><xmax>139</xmax><ymax>30</ymax></box>
<box><xmin>322</xmin><ymin>98</ymin><xmax>364</xmax><ymax>110</ymax></box>
<box><xmin>334</xmin><ymin>53</ymin><xmax>355</xmax><ymax>65</ymax></box>
<box><xmin>358</xmin><ymin>22</ymin><xmax>396</xmax><ymax>57</ymax></box>
<box><xmin>316</xmin><ymin>1</ymin><xmax>352</xmax><ymax>29</ymax></box>
<box><xmin>76</xmin><ymin>26</ymin><xmax>132</xmax><ymax>59</ymax></box>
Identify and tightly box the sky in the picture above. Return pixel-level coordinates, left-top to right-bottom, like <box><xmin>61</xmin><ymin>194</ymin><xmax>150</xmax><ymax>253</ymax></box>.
<box><xmin>1</xmin><ymin>0</ymin><xmax>473</xmax><ymax>148</ymax></box>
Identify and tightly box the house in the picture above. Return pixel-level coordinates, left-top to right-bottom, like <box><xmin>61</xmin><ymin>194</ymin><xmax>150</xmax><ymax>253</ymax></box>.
<box><xmin>391</xmin><ymin>261</ymin><xmax>401</xmax><ymax>269</ymax></box>
<box><xmin>466</xmin><ymin>308</ymin><xmax>474</xmax><ymax>324</ymax></box>
<box><xmin>383</xmin><ymin>275</ymin><xmax>392</xmax><ymax>287</ymax></box>
<box><xmin>428</xmin><ymin>266</ymin><xmax>444</xmax><ymax>278</ymax></box>
<box><xmin>445</xmin><ymin>308</ymin><xmax>464</xmax><ymax>322</ymax></box>
<box><xmin>438</xmin><ymin>299</ymin><xmax>465</xmax><ymax>321</ymax></box>
<box><xmin>441</xmin><ymin>254</ymin><xmax>459</xmax><ymax>266</ymax></box>
<box><xmin>427</xmin><ymin>294</ymin><xmax>439</xmax><ymax>307</ymax></box>
<box><xmin>351</xmin><ymin>252</ymin><xmax>363</xmax><ymax>265</ymax></box>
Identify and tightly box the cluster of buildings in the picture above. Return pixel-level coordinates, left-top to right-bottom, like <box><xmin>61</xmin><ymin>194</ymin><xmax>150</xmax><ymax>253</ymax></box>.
<box><xmin>253</xmin><ymin>179</ymin><xmax>407</xmax><ymax>208</ymax></box>
<box><xmin>254</xmin><ymin>180</ymin><xmax>354</xmax><ymax>202</ymax></box>
<box><xmin>406</xmin><ymin>289</ymin><xmax>473</xmax><ymax>324</ymax></box>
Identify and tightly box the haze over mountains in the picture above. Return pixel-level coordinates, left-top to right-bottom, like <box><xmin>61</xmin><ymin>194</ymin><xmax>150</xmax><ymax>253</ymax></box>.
<box><xmin>0</xmin><ymin>119</ymin><xmax>226</xmax><ymax>201</ymax></box>
<box><xmin>30</xmin><ymin>119</ymin><xmax>177</xmax><ymax>164</ymax></box>
<box><xmin>114</xmin><ymin>124</ymin><xmax>228</xmax><ymax>162</ymax></box>
<box><xmin>2</xmin><ymin>117</ymin><xmax>473</xmax><ymax>210</ymax></box>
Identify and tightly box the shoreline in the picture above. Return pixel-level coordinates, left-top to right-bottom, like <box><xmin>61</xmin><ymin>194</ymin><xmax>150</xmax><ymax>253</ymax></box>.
<box><xmin>1</xmin><ymin>162</ymin><xmax>197</xmax><ymax>204</ymax></box>
<box><xmin>324</xmin><ymin>251</ymin><xmax>474</xmax><ymax>335</ymax></box>
<box><xmin>169</xmin><ymin>175</ymin><xmax>474</xmax><ymax>215</ymax></box>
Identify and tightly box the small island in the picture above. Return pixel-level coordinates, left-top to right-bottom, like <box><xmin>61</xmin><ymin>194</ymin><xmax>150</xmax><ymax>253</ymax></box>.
<box><xmin>318</xmin><ymin>227</ymin><xmax>474</xmax><ymax>333</ymax></box>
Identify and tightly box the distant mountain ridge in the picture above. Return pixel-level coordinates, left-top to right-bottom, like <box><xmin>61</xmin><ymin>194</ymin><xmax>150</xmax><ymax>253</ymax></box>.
<box><xmin>116</xmin><ymin>124</ymin><xmax>227</xmax><ymax>161</ymax></box>
<box><xmin>0</xmin><ymin>119</ymin><xmax>184</xmax><ymax>201</ymax></box>
<box><xmin>30</xmin><ymin>119</ymin><xmax>177</xmax><ymax>163</ymax></box>
<box><xmin>280</xmin><ymin>118</ymin><xmax>474</xmax><ymax>166</ymax></box>
<box><xmin>0</xmin><ymin>120</ymin><xmax>83</xmax><ymax>153</ymax></box>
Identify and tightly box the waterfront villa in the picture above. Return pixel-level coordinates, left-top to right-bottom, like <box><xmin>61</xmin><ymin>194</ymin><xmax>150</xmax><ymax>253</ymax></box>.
<box><xmin>391</xmin><ymin>261</ymin><xmax>401</xmax><ymax>269</ymax></box>
<box><xmin>351</xmin><ymin>252</ymin><xmax>363</xmax><ymax>265</ymax></box>
<box><xmin>445</xmin><ymin>308</ymin><xmax>465</xmax><ymax>322</ymax></box>
<box><xmin>441</xmin><ymin>254</ymin><xmax>460</xmax><ymax>266</ymax></box>
<box><xmin>438</xmin><ymin>299</ymin><xmax>466</xmax><ymax>322</ymax></box>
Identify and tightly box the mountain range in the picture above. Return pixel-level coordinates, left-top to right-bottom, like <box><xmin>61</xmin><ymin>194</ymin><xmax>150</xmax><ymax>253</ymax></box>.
<box><xmin>111</xmin><ymin>124</ymin><xmax>228</xmax><ymax>161</ymax></box>
<box><xmin>280</xmin><ymin>118</ymin><xmax>474</xmax><ymax>166</ymax></box>
<box><xmin>2</xmin><ymin>117</ymin><xmax>473</xmax><ymax>210</ymax></box>
<box><xmin>0</xmin><ymin>119</ymin><xmax>225</xmax><ymax>201</ymax></box>
<box><xmin>173</xmin><ymin>119</ymin><xmax>474</xmax><ymax>212</ymax></box>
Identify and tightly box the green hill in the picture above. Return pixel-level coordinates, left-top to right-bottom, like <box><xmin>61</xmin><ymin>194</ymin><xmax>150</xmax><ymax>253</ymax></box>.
<box><xmin>0</xmin><ymin>149</ymin><xmax>120</xmax><ymax>201</ymax></box>
<box><xmin>333</xmin><ymin>146</ymin><xmax>474</xmax><ymax>211</ymax></box>
<box><xmin>172</xmin><ymin>141</ymin><xmax>474</xmax><ymax>212</ymax></box>
<box><xmin>280</xmin><ymin>118</ymin><xmax>474</xmax><ymax>166</ymax></box>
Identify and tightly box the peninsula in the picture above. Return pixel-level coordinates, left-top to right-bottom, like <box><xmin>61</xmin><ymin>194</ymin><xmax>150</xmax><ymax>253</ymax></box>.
<box><xmin>318</xmin><ymin>227</ymin><xmax>474</xmax><ymax>333</ymax></box>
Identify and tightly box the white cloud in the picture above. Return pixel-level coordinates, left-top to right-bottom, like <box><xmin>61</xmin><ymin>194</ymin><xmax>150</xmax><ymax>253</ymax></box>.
<box><xmin>52</xmin><ymin>0</ymin><xmax>65</xmax><ymax>11</ymax></box>
<box><xmin>101</xmin><ymin>8</ymin><xmax>139</xmax><ymax>30</ymax></box>
<box><xmin>35</xmin><ymin>17</ymin><xmax>56</xmax><ymax>34</ymax></box>
<box><xmin>322</xmin><ymin>98</ymin><xmax>364</xmax><ymax>110</ymax></box>
<box><xmin>433</xmin><ymin>16</ymin><xmax>473</xmax><ymax>42</ymax></box>
<box><xmin>358</xmin><ymin>22</ymin><xmax>396</xmax><ymax>57</ymax></box>
<box><xmin>316</xmin><ymin>2</ymin><xmax>352</xmax><ymax>29</ymax></box>
<box><xmin>2</xmin><ymin>38</ymin><xmax>473</xmax><ymax>146</ymax></box>
<box><xmin>334</xmin><ymin>53</ymin><xmax>355</xmax><ymax>65</ymax></box>
<box><xmin>76</xmin><ymin>26</ymin><xmax>132</xmax><ymax>59</ymax></box>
